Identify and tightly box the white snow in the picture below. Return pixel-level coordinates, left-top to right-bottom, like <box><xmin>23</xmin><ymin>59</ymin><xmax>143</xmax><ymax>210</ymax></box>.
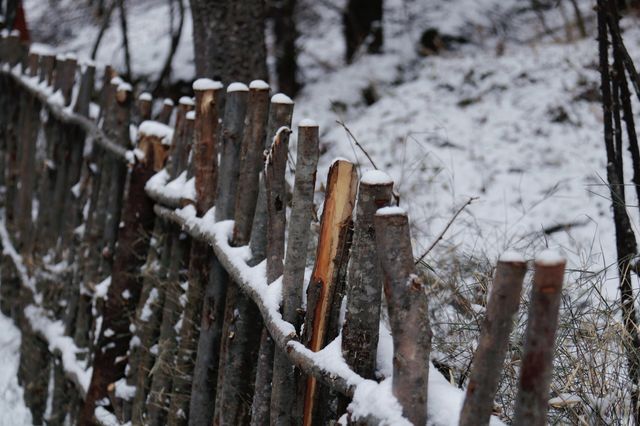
<box><xmin>249</xmin><ymin>80</ymin><xmax>269</xmax><ymax>90</ymax></box>
<box><xmin>179</xmin><ymin>96</ymin><xmax>195</xmax><ymax>106</ymax></box>
<box><xmin>0</xmin><ymin>312</ymin><xmax>32</xmax><ymax>425</ymax></box>
<box><xmin>361</xmin><ymin>170</ymin><xmax>393</xmax><ymax>186</ymax></box>
<box><xmin>535</xmin><ymin>249</ymin><xmax>566</xmax><ymax>266</ymax></box>
<box><xmin>185</xmin><ymin>111</ymin><xmax>195</xmax><ymax>121</ymax></box>
<box><xmin>163</xmin><ymin>98</ymin><xmax>175</xmax><ymax>106</ymax></box>
<box><xmin>138</xmin><ymin>92</ymin><xmax>152</xmax><ymax>102</ymax></box>
<box><xmin>298</xmin><ymin>118</ymin><xmax>318</xmax><ymax>127</ymax></box>
<box><xmin>271</xmin><ymin>93</ymin><xmax>294</xmax><ymax>104</ymax></box>
<box><xmin>376</xmin><ymin>206</ymin><xmax>407</xmax><ymax>216</ymax></box>
<box><xmin>227</xmin><ymin>82</ymin><xmax>249</xmax><ymax>92</ymax></box>
<box><xmin>117</xmin><ymin>82</ymin><xmax>133</xmax><ymax>92</ymax></box>
<box><xmin>499</xmin><ymin>250</ymin><xmax>526</xmax><ymax>263</ymax></box>
<box><xmin>138</xmin><ymin>121</ymin><xmax>174</xmax><ymax>146</ymax></box>
<box><xmin>193</xmin><ymin>78</ymin><xmax>223</xmax><ymax>91</ymax></box>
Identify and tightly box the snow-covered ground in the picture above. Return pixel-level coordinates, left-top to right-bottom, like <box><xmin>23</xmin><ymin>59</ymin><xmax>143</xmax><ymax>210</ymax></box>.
<box><xmin>0</xmin><ymin>311</ymin><xmax>32</xmax><ymax>426</ymax></box>
<box><xmin>9</xmin><ymin>0</ymin><xmax>640</xmax><ymax>423</ymax></box>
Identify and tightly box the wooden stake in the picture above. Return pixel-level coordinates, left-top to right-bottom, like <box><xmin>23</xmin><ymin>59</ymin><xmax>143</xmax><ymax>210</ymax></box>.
<box><xmin>459</xmin><ymin>253</ymin><xmax>527</xmax><ymax>426</ymax></box>
<box><xmin>374</xmin><ymin>206</ymin><xmax>432</xmax><ymax>426</ymax></box>
<box><xmin>513</xmin><ymin>252</ymin><xmax>565</xmax><ymax>426</ymax></box>
<box><xmin>302</xmin><ymin>159</ymin><xmax>358</xmax><ymax>426</ymax></box>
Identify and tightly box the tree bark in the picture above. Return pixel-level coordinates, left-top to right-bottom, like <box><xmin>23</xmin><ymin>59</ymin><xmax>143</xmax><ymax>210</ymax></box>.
<box><xmin>513</xmin><ymin>255</ymin><xmax>565</xmax><ymax>426</ymax></box>
<box><xmin>374</xmin><ymin>207</ymin><xmax>431</xmax><ymax>426</ymax></box>
<box><xmin>189</xmin><ymin>0</ymin><xmax>268</xmax><ymax>84</ymax></box>
<box><xmin>459</xmin><ymin>255</ymin><xmax>527</xmax><ymax>426</ymax></box>
<box><xmin>343</xmin><ymin>0</ymin><xmax>383</xmax><ymax>63</ymax></box>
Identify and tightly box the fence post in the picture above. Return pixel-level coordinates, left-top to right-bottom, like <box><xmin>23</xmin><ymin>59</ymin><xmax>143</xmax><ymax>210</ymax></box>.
<box><xmin>271</xmin><ymin>120</ymin><xmax>319</xmax><ymax>424</ymax></box>
<box><xmin>302</xmin><ymin>159</ymin><xmax>358</xmax><ymax>426</ymax></box>
<box><xmin>214</xmin><ymin>80</ymin><xmax>271</xmax><ymax>425</ymax></box>
<box><xmin>341</xmin><ymin>170</ymin><xmax>394</xmax><ymax>380</ymax></box>
<box><xmin>249</xmin><ymin>93</ymin><xmax>295</xmax><ymax>426</ymax></box>
<box><xmin>157</xmin><ymin>98</ymin><xmax>174</xmax><ymax>124</ymax></box>
<box><xmin>137</xmin><ymin>92</ymin><xmax>153</xmax><ymax>123</ymax></box>
<box><xmin>79</xmin><ymin>103</ymin><xmax>159</xmax><ymax>425</ymax></box>
<box><xmin>374</xmin><ymin>206</ymin><xmax>432</xmax><ymax>426</ymax></box>
<box><xmin>459</xmin><ymin>253</ymin><xmax>527</xmax><ymax>426</ymax></box>
<box><xmin>185</xmin><ymin>78</ymin><xmax>223</xmax><ymax>426</ymax></box>
<box><xmin>513</xmin><ymin>251</ymin><xmax>565</xmax><ymax>426</ymax></box>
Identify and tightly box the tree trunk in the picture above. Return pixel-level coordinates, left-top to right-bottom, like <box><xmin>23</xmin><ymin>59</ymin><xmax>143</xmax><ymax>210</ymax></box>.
<box><xmin>343</xmin><ymin>0</ymin><xmax>383</xmax><ymax>63</ymax></box>
<box><xmin>189</xmin><ymin>0</ymin><xmax>268</xmax><ymax>84</ymax></box>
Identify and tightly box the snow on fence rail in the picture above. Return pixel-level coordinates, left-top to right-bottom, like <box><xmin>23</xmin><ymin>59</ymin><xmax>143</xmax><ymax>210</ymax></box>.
<box><xmin>0</xmin><ymin>31</ymin><xmax>566</xmax><ymax>426</ymax></box>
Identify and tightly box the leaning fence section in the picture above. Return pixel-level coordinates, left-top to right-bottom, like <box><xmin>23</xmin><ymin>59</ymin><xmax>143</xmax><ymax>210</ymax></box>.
<box><xmin>0</xmin><ymin>31</ymin><xmax>566</xmax><ymax>426</ymax></box>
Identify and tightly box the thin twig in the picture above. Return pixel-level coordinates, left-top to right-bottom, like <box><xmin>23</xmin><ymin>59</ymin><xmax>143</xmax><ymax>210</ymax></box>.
<box><xmin>336</xmin><ymin>120</ymin><xmax>378</xmax><ymax>170</ymax></box>
<box><xmin>415</xmin><ymin>196</ymin><xmax>477</xmax><ymax>265</ymax></box>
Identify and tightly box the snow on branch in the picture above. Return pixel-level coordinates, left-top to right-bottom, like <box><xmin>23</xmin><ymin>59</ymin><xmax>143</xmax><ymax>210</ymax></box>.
<box><xmin>0</xmin><ymin>66</ymin><xmax>130</xmax><ymax>161</ymax></box>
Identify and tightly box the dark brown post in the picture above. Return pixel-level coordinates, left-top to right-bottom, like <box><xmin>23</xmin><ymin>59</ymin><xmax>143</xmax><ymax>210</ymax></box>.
<box><xmin>302</xmin><ymin>159</ymin><xmax>358</xmax><ymax>426</ymax></box>
<box><xmin>79</xmin><ymin>120</ymin><xmax>159</xmax><ymax>425</ymax></box>
<box><xmin>374</xmin><ymin>206</ymin><xmax>432</xmax><ymax>426</ymax></box>
<box><xmin>513</xmin><ymin>251</ymin><xmax>565</xmax><ymax>426</ymax></box>
<box><xmin>186</xmin><ymin>78</ymin><xmax>223</xmax><ymax>426</ymax></box>
<box><xmin>157</xmin><ymin>98</ymin><xmax>174</xmax><ymax>124</ymax></box>
<box><xmin>213</xmin><ymin>80</ymin><xmax>270</xmax><ymax>426</ymax></box>
<box><xmin>271</xmin><ymin>120</ymin><xmax>320</xmax><ymax>424</ymax></box>
<box><xmin>459</xmin><ymin>252</ymin><xmax>527</xmax><ymax>426</ymax></box>
<box><xmin>249</xmin><ymin>93</ymin><xmax>295</xmax><ymax>426</ymax></box>
<box><xmin>341</xmin><ymin>170</ymin><xmax>394</xmax><ymax>379</ymax></box>
<box><xmin>138</xmin><ymin>92</ymin><xmax>153</xmax><ymax>122</ymax></box>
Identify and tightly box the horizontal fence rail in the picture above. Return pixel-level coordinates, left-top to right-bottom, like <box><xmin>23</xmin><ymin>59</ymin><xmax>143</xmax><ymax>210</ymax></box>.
<box><xmin>0</xmin><ymin>31</ymin><xmax>567</xmax><ymax>426</ymax></box>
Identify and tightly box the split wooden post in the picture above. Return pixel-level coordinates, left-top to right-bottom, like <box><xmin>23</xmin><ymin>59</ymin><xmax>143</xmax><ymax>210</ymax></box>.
<box><xmin>341</xmin><ymin>170</ymin><xmax>394</xmax><ymax>379</ymax></box>
<box><xmin>271</xmin><ymin>120</ymin><xmax>320</xmax><ymax>424</ymax></box>
<box><xmin>459</xmin><ymin>253</ymin><xmax>527</xmax><ymax>426</ymax></box>
<box><xmin>302</xmin><ymin>159</ymin><xmax>358</xmax><ymax>426</ymax></box>
<box><xmin>513</xmin><ymin>252</ymin><xmax>565</xmax><ymax>426</ymax></box>
<box><xmin>213</xmin><ymin>80</ymin><xmax>271</xmax><ymax>426</ymax></box>
<box><xmin>185</xmin><ymin>78</ymin><xmax>224</xmax><ymax>426</ymax></box>
<box><xmin>374</xmin><ymin>206</ymin><xmax>432</xmax><ymax>426</ymax></box>
<box><xmin>249</xmin><ymin>93</ymin><xmax>295</xmax><ymax>426</ymax></box>
<box><xmin>79</xmin><ymin>121</ymin><xmax>160</xmax><ymax>426</ymax></box>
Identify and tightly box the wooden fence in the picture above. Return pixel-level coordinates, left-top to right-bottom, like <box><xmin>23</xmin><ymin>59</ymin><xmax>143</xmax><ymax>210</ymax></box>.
<box><xmin>0</xmin><ymin>31</ymin><xmax>567</xmax><ymax>426</ymax></box>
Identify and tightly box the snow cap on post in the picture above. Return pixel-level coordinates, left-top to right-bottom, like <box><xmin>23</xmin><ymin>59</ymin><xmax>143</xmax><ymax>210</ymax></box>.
<box><xmin>375</xmin><ymin>206</ymin><xmax>406</xmax><ymax>217</ymax></box>
<box><xmin>271</xmin><ymin>93</ymin><xmax>294</xmax><ymax>104</ymax></box>
<box><xmin>163</xmin><ymin>98</ymin><xmax>174</xmax><ymax>106</ymax></box>
<box><xmin>193</xmin><ymin>78</ymin><xmax>223</xmax><ymax>92</ymax></box>
<box><xmin>139</xmin><ymin>92</ymin><xmax>152</xmax><ymax>101</ymax></box>
<box><xmin>499</xmin><ymin>250</ymin><xmax>526</xmax><ymax>264</ymax></box>
<box><xmin>186</xmin><ymin>110</ymin><xmax>195</xmax><ymax>120</ymax></box>
<box><xmin>535</xmin><ymin>249</ymin><xmax>565</xmax><ymax>266</ymax></box>
<box><xmin>249</xmin><ymin>79</ymin><xmax>270</xmax><ymax>90</ymax></box>
<box><xmin>179</xmin><ymin>96</ymin><xmax>195</xmax><ymax>106</ymax></box>
<box><xmin>227</xmin><ymin>82</ymin><xmax>249</xmax><ymax>92</ymax></box>
<box><xmin>298</xmin><ymin>118</ymin><xmax>318</xmax><ymax>127</ymax></box>
<box><xmin>361</xmin><ymin>170</ymin><xmax>393</xmax><ymax>186</ymax></box>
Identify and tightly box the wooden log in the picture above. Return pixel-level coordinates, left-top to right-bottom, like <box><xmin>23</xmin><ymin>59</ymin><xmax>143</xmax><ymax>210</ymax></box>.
<box><xmin>213</xmin><ymin>80</ymin><xmax>271</xmax><ymax>426</ymax></box>
<box><xmin>459</xmin><ymin>253</ymin><xmax>527</xmax><ymax>426</ymax></box>
<box><xmin>302</xmin><ymin>159</ymin><xmax>357</xmax><ymax>426</ymax></box>
<box><xmin>341</xmin><ymin>171</ymin><xmax>393</xmax><ymax>380</ymax></box>
<box><xmin>130</xmin><ymin>223</ymin><xmax>173</xmax><ymax>426</ymax></box>
<box><xmin>157</xmin><ymin>98</ymin><xmax>174</xmax><ymax>124</ymax></box>
<box><xmin>27</xmin><ymin>51</ymin><xmax>38</xmax><ymax>77</ymax></box>
<box><xmin>513</xmin><ymin>252</ymin><xmax>565</xmax><ymax>426</ymax></box>
<box><xmin>167</xmin><ymin>96</ymin><xmax>194</xmax><ymax>179</ymax></box>
<box><xmin>99</xmin><ymin>81</ymin><xmax>132</xmax><ymax>272</ymax></box>
<box><xmin>249</xmin><ymin>94</ymin><xmax>295</xmax><ymax>426</ymax></box>
<box><xmin>374</xmin><ymin>206</ymin><xmax>432</xmax><ymax>426</ymax></box>
<box><xmin>78</xmin><ymin>126</ymin><xmax>159</xmax><ymax>425</ymax></box>
<box><xmin>38</xmin><ymin>54</ymin><xmax>55</xmax><ymax>85</ymax></box>
<box><xmin>271</xmin><ymin>121</ymin><xmax>319</xmax><ymax>425</ymax></box>
<box><xmin>137</xmin><ymin>92</ymin><xmax>153</xmax><ymax>122</ymax></box>
<box><xmin>61</xmin><ymin>55</ymin><xmax>78</xmax><ymax>107</ymax></box>
<box><xmin>183</xmin><ymin>79</ymin><xmax>223</xmax><ymax>426</ymax></box>
<box><xmin>146</xmin><ymin>230</ymin><xmax>190</xmax><ymax>426</ymax></box>
<box><xmin>187</xmin><ymin>83</ymin><xmax>248</xmax><ymax>426</ymax></box>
